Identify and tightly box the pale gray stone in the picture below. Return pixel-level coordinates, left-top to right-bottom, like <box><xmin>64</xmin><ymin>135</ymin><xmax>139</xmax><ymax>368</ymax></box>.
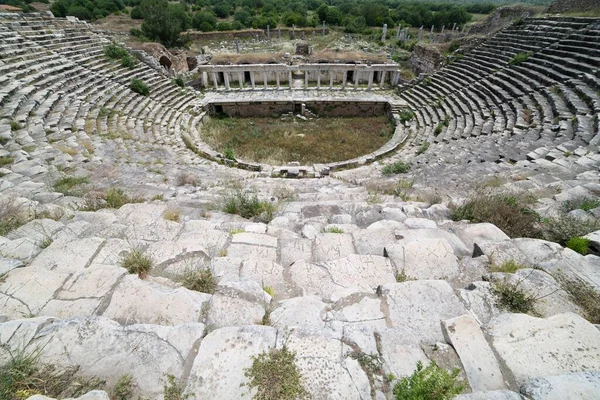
<box><xmin>442</xmin><ymin>314</ymin><xmax>506</xmax><ymax>391</ymax></box>
<box><xmin>405</xmin><ymin>217</ymin><xmax>437</xmax><ymax>229</ymax></box>
<box><xmin>29</xmin><ymin>237</ymin><xmax>104</xmax><ymax>273</ymax></box>
<box><xmin>381</xmin><ymin>207</ymin><xmax>407</xmax><ymax>222</ymax></box>
<box><xmin>331</xmin><ymin>295</ymin><xmax>387</xmax><ymax>330</ymax></box>
<box><xmin>271</xmin><ymin>296</ymin><xmax>327</xmax><ymax>329</ymax></box>
<box><xmin>377</xmin><ymin>327</ymin><xmax>429</xmax><ymax>378</ymax></box>
<box><xmin>394</xmin><ymin>228</ymin><xmax>470</xmax><ymax>256</ymax></box>
<box><xmin>279</xmin><ymin>237</ymin><xmax>313</xmax><ymax>266</ymax></box>
<box><xmin>185</xmin><ymin>325</ymin><xmax>278</xmax><ymax>399</ymax></box>
<box><xmin>240</xmin><ymin>259</ymin><xmax>286</xmax><ymax>299</ymax></box>
<box><xmin>455</xmin><ymin>391</ymin><xmax>524</xmax><ymax>400</ymax></box>
<box><xmin>473</xmin><ymin>240</ymin><xmax>529</xmax><ymax>266</ymax></box>
<box><xmin>313</xmin><ymin>233</ymin><xmax>356</xmax><ymax>262</ymax></box>
<box><xmin>352</xmin><ymin>228</ymin><xmax>396</xmax><ymax>256</ymax></box>
<box><xmin>0</xmin><ymin>237</ymin><xmax>40</xmax><ymax>262</ymax></box>
<box><xmin>458</xmin><ymin>281</ymin><xmax>501</xmax><ymax>325</ymax></box>
<box><xmin>385</xmin><ymin>239</ymin><xmax>460</xmax><ymax>280</ymax></box>
<box><xmin>0</xmin><ymin>257</ymin><xmax>23</xmax><ymax>274</ymax></box>
<box><xmin>520</xmin><ymin>371</ymin><xmax>600</xmax><ymax>400</ymax></box>
<box><xmin>485</xmin><ymin>313</ymin><xmax>600</xmax><ymax>387</ymax></box>
<box><xmin>6</xmin><ymin>218</ymin><xmax>64</xmax><ymax>244</ymax></box>
<box><xmin>451</xmin><ymin>223</ymin><xmax>510</xmax><ymax>253</ymax></box>
<box><xmin>381</xmin><ymin>280</ymin><xmax>468</xmax><ymax>344</ymax></box>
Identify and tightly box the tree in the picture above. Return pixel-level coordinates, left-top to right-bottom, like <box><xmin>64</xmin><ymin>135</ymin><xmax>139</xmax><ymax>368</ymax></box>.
<box><xmin>192</xmin><ymin>11</ymin><xmax>217</xmax><ymax>31</ymax></box>
<box><xmin>140</xmin><ymin>0</ymin><xmax>189</xmax><ymax>46</ymax></box>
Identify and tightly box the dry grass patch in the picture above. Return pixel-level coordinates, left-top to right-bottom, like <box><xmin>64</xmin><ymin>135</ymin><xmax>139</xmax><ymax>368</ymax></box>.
<box><xmin>163</xmin><ymin>207</ymin><xmax>181</xmax><ymax>222</ymax></box>
<box><xmin>201</xmin><ymin>116</ymin><xmax>393</xmax><ymax>165</ymax></box>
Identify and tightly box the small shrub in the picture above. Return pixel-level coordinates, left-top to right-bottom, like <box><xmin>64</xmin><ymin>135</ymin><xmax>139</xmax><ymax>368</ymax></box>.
<box><xmin>112</xmin><ymin>375</ymin><xmax>134</xmax><ymax>400</ymax></box>
<box><xmin>401</xmin><ymin>39</ymin><xmax>418</xmax><ymax>52</ymax></box>
<box><xmin>509</xmin><ymin>52</ymin><xmax>531</xmax><ymax>66</ymax></box>
<box><xmin>176</xmin><ymin>171</ymin><xmax>198</xmax><ymax>186</ymax></box>
<box><xmin>416</xmin><ymin>141</ymin><xmax>430</xmax><ymax>155</ymax></box>
<box><xmin>223</xmin><ymin>147</ymin><xmax>236</xmax><ymax>160</ymax></box>
<box><xmin>0</xmin><ymin>197</ymin><xmax>27</xmax><ymax>236</ymax></box>
<box><xmin>104</xmin><ymin>188</ymin><xmax>143</xmax><ymax>209</ymax></box>
<box><xmin>222</xmin><ymin>191</ymin><xmax>275</xmax><ymax>222</ymax></box>
<box><xmin>451</xmin><ymin>193</ymin><xmax>541</xmax><ymax>238</ymax></box>
<box><xmin>559</xmin><ymin>276</ymin><xmax>600</xmax><ymax>324</ymax></box>
<box><xmin>492</xmin><ymin>280</ymin><xmax>537</xmax><ymax>314</ymax></box>
<box><xmin>179</xmin><ymin>268</ymin><xmax>216</xmax><ymax>294</ymax></box>
<box><xmin>174</xmin><ymin>77</ymin><xmax>185</xmax><ymax>88</ymax></box>
<box><xmin>40</xmin><ymin>236</ymin><xmax>53</xmax><ymax>249</ymax></box>
<box><xmin>542</xmin><ymin>215</ymin><xmax>600</xmax><ymax>246</ymax></box>
<box><xmin>324</xmin><ymin>226</ymin><xmax>344</xmax><ymax>233</ymax></box>
<box><xmin>244</xmin><ymin>346</ymin><xmax>308</xmax><ymax>400</ymax></box>
<box><xmin>382</xmin><ymin>161</ymin><xmax>411</xmax><ymax>175</ymax></box>
<box><xmin>121</xmin><ymin>249</ymin><xmax>153</xmax><ymax>278</ymax></box>
<box><xmin>395</xmin><ymin>269</ymin><xmax>415</xmax><ymax>282</ymax></box>
<box><xmin>163</xmin><ymin>207</ymin><xmax>181</xmax><ymax>222</ymax></box>
<box><xmin>423</xmin><ymin>76</ymin><xmax>432</xmax><ymax>86</ymax></box>
<box><xmin>433</xmin><ymin>123</ymin><xmax>443</xmax><ymax>136</ymax></box>
<box><xmin>104</xmin><ymin>43</ymin><xmax>129</xmax><ymax>60</ymax></box>
<box><xmin>10</xmin><ymin>121</ymin><xmax>22</xmax><ymax>131</ymax></box>
<box><xmin>120</xmin><ymin>55</ymin><xmax>137</xmax><ymax>69</ymax></box>
<box><xmin>562</xmin><ymin>197</ymin><xmax>600</xmax><ymax>212</ymax></box>
<box><xmin>130</xmin><ymin>78</ymin><xmax>150</xmax><ymax>96</ymax></box>
<box><xmin>263</xmin><ymin>285</ymin><xmax>276</xmax><ymax>297</ymax></box>
<box><xmin>490</xmin><ymin>259</ymin><xmax>526</xmax><ymax>273</ymax></box>
<box><xmin>53</xmin><ymin>176</ymin><xmax>89</xmax><ymax>196</ymax></box>
<box><xmin>0</xmin><ymin>156</ymin><xmax>14</xmax><ymax>166</ymax></box>
<box><xmin>392</xmin><ymin>361</ymin><xmax>465</xmax><ymax>400</ymax></box>
<box><xmin>566</xmin><ymin>236</ymin><xmax>590</xmax><ymax>255</ymax></box>
<box><xmin>164</xmin><ymin>375</ymin><xmax>190</xmax><ymax>400</ymax></box>
<box><xmin>399</xmin><ymin>110</ymin><xmax>414</xmax><ymax>123</ymax></box>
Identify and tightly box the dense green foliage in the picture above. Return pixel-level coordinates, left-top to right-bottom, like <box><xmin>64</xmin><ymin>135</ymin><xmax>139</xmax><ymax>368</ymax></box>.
<box><xmin>50</xmin><ymin>0</ymin><xmax>126</xmax><ymax>21</ymax></box>
<box><xmin>130</xmin><ymin>78</ymin><xmax>150</xmax><ymax>96</ymax></box>
<box><xmin>393</xmin><ymin>361</ymin><xmax>465</xmax><ymax>400</ymax></box>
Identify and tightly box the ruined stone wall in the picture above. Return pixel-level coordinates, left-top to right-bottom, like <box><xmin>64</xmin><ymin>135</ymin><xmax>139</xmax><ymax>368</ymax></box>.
<box><xmin>548</xmin><ymin>0</ymin><xmax>600</xmax><ymax>12</ymax></box>
<box><xmin>410</xmin><ymin>43</ymin><xmax>444</xmax><ymax>75</ymax></box>
<box><xmin>214</xmin><ymin>101</ymin><xmax>388</xmax><ymax>118</ymax></box>
<box><xmin>469</xmin><ymin>5</ymin><xmax>540</xmax><ymax>35</ymax></box>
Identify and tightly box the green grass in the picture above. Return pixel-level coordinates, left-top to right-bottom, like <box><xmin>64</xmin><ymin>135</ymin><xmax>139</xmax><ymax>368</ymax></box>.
<box><xmin>324</xmin><ymin>226</ymin><xmax>344</xmax><ymax>233</ymax></box>
<box><xmin>130</xmin><ymin>78</ymin><xmax>150</xmax><ymax>96</ymax></box>
<box><xmin>393</xmin><ymin>361</ymin><xmax>465</xmax><ymax>400</ymax></box>
<box><xmin>121</xmin><ymin>249</ymin><xmax>153</xmax><ymax>279</ymax></box>
<box><xmin>490</xmin><ymin>259</ymin><xmax>527</xmax><ymax>273</ymax></box>
<box><xmin>558</xmin><ymin>276</ymin><xmax>600</xmax><ymax>324</ymax></box>
<box><xmin>395</xmin><ymin>269</ymin><xmax>416</xmax><ymax>283</ymax></box>
<box><xmin>178</xmin><ymin>268</ymin><xmax>217</xmax><ymax>294</ymax></box>
<box><xmin>222</xmin><ymin>191</ymin><xmax>275</xmax><ymax>223</ymax></box>
<box><xmin>562</xmin><ymin>197</ymin><xmax>600</xmax><ymax>212</ymax></box>
<box><xmin>566</xmin><ymin>236</ymin><xmax>590</xmax><ymax>255</ymax></box>
<box><xmin>382</xmin><ymin>161</ymin><xmax>411</xmax><ymax>175</ymax></box>
<box><xmin>433</xmin><ymin>123</ymin><xmax>443</xmax><ymax>136</ymax></box>
<box><xmin>52</xmin><ymin>176</ymin><xmax>89</xmax><ymax>196</ymax></box>
<box><xmin>509</xmin><ymin>52</ymin><xmax>531</xmax><ymax>66</ymax></box>
<box><xmin>398</xmin><ymin>110</ymin><xmax>414</xmax><ymax>123</ymax></box>
<box><xmin>104</xmin><ymin>188</ymin><xmax>143</xmax><ymax>209</ymax></box>
<box><xmin>0</xmin><ymin>197</ymin><xmax>28</xmax><ymax>236</ymax></box>
<box><xmin>416</xmin><ymin>141</ymin><xmax>430</xmax><ymax>155</ymax></box>
<box><xmin>201</xmin><ymin>116</ymin><xmax>392</xmax><ymax>165</ymax></box>
<box><xmin>492</xmin><ymin>280</ymin><xmax>537</xmax><ymax>315</ymax></box>
<box><xmin>244</xmin><ymin>346</ymin><xmax>308</xmax><ymax>400</ymax></box>
<box><xmin>164</xmin><ymin>374</ymin><xmax>190</xmax><ymax>400</ymax></box>
<box><xmin>10</xmin><ymin>121</ymin><xmax>22</xmax><ymax>131</ymax></box>
<box><xmin>0</xmin><ymin>156</ymin><xmax>14</xmax><ymax>167</ymax></box>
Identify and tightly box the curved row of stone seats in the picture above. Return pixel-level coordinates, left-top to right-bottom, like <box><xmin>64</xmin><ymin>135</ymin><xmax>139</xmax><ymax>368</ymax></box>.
<box><xmin>397</xmin><ymin>17</ymin><xmax>599</xmax><ymax>166</ymax></box>
<box><xmin>0</xmin><ymin>13</ymin><xmax>204</xmax><ymax>173</ymax></box>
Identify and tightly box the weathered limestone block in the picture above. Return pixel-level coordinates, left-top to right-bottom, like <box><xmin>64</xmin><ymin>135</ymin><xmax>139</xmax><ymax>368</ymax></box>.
<box><xmin>0</xmin><ymin>257</ymin><xmax>23</xmax><ymax>274</ymax></box>
<box><xmin>442</xmin><ymin>314</ymin><xmax>506</xmax><ymax>391</ymax></box>
<box><xmin>278</xmin><ymin>237</ymin><xmax>313</xmax><ymax>266</ymax></box>
<box><xmin>455</xmin><ymin>391</ymin><xmax>525</xmax><ymax>400</ymax></box>
<box><xmin>314</xmin><ymin>233</ymin><xmax>356</xmax><ymax>262</ymax></box>
<box><xmin>288</xmin><ymin>255</ymin><xmax>395</xmax><ymax>297</ymax></box>
<box><xmin>377</xmin><ymin>328</ymin><xmax>429</xmax><ymax>378</ymax></box>
<box><xmin>458</xmin><ymin>281</ymin><xmax>500</xmax><ymax>324</ymax></box>
<box><xmin>6</xmin><ymin>218</ymin><xmax>64</xmax><ymax>244</ymax></box>
<box><xmin>185</xmin><ymin>326</ymin><xmax>278</xmax><ymax>399</ymax></box>
<box><xmin>385</xmin><ymin>238</ymin><xmax>460</xmax><ymax>280</ymax></box>
<box><xmin>29</xmin><ymin>237</ymin><xmax>104</xmax><ymax>273</ymax></box>
<box><xmin>102</xmin><ymin>274</ymin><xmax>211</xmax><ymax>325</ymax></box>
<box><xmin>271</xmin><ymin>295</ymin><xmax>327</xmax><ymax>329</ymax></box>
<box><xmin>352</xmin><ymin>228</ymin><xmax>396</xmax><ymax>256</ymax></box>
<box><xmin>0</xmin><ymin>237</ymin><xmax>40</xmax><ymax>261</ymax></box>
<box><xmin>330</xmin><ymin>295</ymin><xmax>387</xmax><ymax>330</ymax></box>
<box><xmin>206</xmin><ymin>277</ymin><xmax>268</xmax><ymax>327</ymax></box>
<box><xmin>381</xmin><ymin>280</ymin><xmax>468</xmax><ymax>344</ymax></box>
<box><xmin>473</xmin><ymin>240</ymin><xmax>529</xmax><ymax>266</ymax></box>
<box><xmin>394</xmin><ymin>228</ymin><xmax>470</xmax><ymax>256</ymax></box>
<box><xmin>27</xmin><ymin>391</ymin><xmax>110</xmax><ymax>400</ymax></box>
<box><xmin>485</xmin><ymin>313</ymin><xmax>600</xmax><ymax>387</ymax></box>
<box><xmin>450</xmin><ymin>223</ymin><xmax>510</xmax><ymax>253</ymax></box>
<box><xmin>520</xmin><ymin>371</ymin><xmax>600</xmax><ymax>400</ymax></box>
<box><xmin>227</xmin><ymin>232</ymin><xmax>278</xmax><ymax>261</ymax></box>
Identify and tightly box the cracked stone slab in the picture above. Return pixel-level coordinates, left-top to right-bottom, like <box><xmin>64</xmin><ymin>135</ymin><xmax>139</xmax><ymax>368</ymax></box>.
<box><xmin>87</xmin><ymin>239</ymin><xmax>132</xmax><ymax>270</ymax></box>
<box><xmin>394</xmin><ymin>228</ymin><xmax>470</xmax><ymax>257</ymax></box>
<box><xmin>177</xmin><ymin>229</ymin><xmax>229</xmax><ymax>257</ymax></box>
<box><xmin>473</xmin><ymin>240</ymin><xmax>529</xmax><ymax>266</ymax></box>
<box><xmin>278</xmin><ymin>237</ymin><xmax>313</xmax><ymax>267</ymax></box>
<box><xmin>185</xmin><ymin>325</ymin><xmax>278</xmax><ymax>399</ymax></box>
<box><xmin>0</xmin><ymin>257</ymin><xmax>23</xmax><ymax>275</ymax></box>
<box><xmin>313</xmin><ymin>233</ymin><xmax>356</xmax><ymax>262</ymax></box>
<box><xmin>102</xmin><ymin>274</ymin><xmax>211</xmax><ymax>325</ymax></box>
<box><xmin>485</xmin><ymin>313</ymin><xmax>600</xmax><ymax>388</ymax></box>
<box><xmin>0</xmin><ymin>266</ymin><xmax>70</xmax><ymax>318</ymax></box>
<box><xmin>240</xmin><ymin>259</ymin><xmax>286</xmax><ymax>299</ymax></box>
<box><xmin>381</xmin><ymin>280</ymin><xmax>468</xmax><ymax>344</ymax></box>
<box><xmin>0</xmin><ymin>237</ymin><xmax>41</xmax><ymax>262</ymax></box>
<box><xmin>330</xmin><ymin>295</ymin><xmax>387</xmax><ymax>330</ymax></box>
<box><xmin>288</xmin><ymin>255</ymin><xmax>396</xmax><ymax>297</ymax></box>
<box><xmin>29</xmin><ymin>237</ymin><xmax>104</xmax><ymax>273</ymax></box>
<box><xmin>5</xmin><ymin>218</ymin><xmax>64</xmax><ymax>244</ymax></box>
<box><xmin>458</xmin><ymin>281</ymin><xmax>501</xmax><ymax>325</ymax></box>
<box><xmin>377</xmin><ymin>327</ymin><xmax>429</xmax><ymax>378</ymax></box>
<box><xmin>0</xmin><ymin>316</ymin><xmax>201</xmax><ymax>398</ymax></box>
<box><xmin>352</xmin><ymin>228</ymin><xmax>396</xmax><ymax>256</ymax></box>
<box><xmin>271</xmin><ymin>295</ymin><xmax>328</xmax><ymax>329</ymax></box>
<box><xmin>450</xmin><ymin>223</ymin><xmax>510</xmax><ymax>253</ymax></box>
<box><xmin>385</xmin><ymin>238</ymin><xmax>460</xmax><ymax>280</ymax></box>
<box><xmin>455</xmin><ymin>391</ymin><xmax>525</xmax><ymax>400</ymax></box>
<box><xmin>520</xmin><ymin>371</ymin><xmax>600</xmax><ymax>400</ymax></box>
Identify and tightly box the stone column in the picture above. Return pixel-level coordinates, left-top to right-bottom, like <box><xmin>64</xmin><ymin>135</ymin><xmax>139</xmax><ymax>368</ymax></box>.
<box><xmin>250</xmin><ymin>71</ymin><xmax>256</xmax><ymax>89</ymax></box>
<box><xmin>329</xmin><ymin>72</ymin><xmax>333</xmax><ymax>89</ymax></box>
<box><xmin>278</xmin><ymin>27</ymin><xmax>281</xmax><ymax>39</ymax></box>
<box><xmin>289</xmin><ymin>71</ymin><xmax>293</xmax><ymax>89</ymax></box>
<box><xmin>291</xmin><ymin>24</ymin><xmax>295</xmax><ymax>39</ymax></box>
<box><xmin>224</xmin><ymin>72</ymin><xmax>230</xmax><ymax>90</ymax></box>
<box><xmin>418</xmin><ymin>26</ymin><xmax>423</xmax><ymax>40</ymax></box>
<box><xmin>379</xmin><ymin>70</ymin><xmax>386</xmax><ymax>88</ymax></box>
<box><xmin>367</xmin><ymin>70</ymin><xmax>374</xmax><ymax>90</ymax></box>
<box><xmin>354</xmin><ymin>69</ymin><xmax>359</xmax><ymax>89</ymax></box>
<box><xmin>238</xmin><ymin>72</ymin><xmax>244</xmax><ymax>89</ymax></box>
<box><xmin>267</xmin><ymin>25</ymin><xmax>270</xmax><ymax>39</ymax></box>
<box><xmin>304</xmin><ymin>70</ymin><xmax>309</xmax><ymax>89</ymax></box>
<box><xmin>397</xmin><ymin>25</ymin><xmax>401</xmax><ymax>39</ymax></box>
<box><xmin>263</xmin><ymin>71</ymin><xmax>268</xmax><ymax>89</ymax></box>
<box><xmin>322</xmin><ymin>21</ymin><xmax>326</xmax><ymax>36</ymax></box>
<box><xmin>212</xmin><ymin>71</ymin><xmax>218</xmax><ymax>90</ymax></box>
<box><xmin>381</xmin><ymin>24</ymin><xmax>387</xmax><ymax>42</ymax></box>
<box><xmin>235</xmin><ymin>37</ymin><xmax>239</xmax><ymax>54</ymax></box>
<box><xmin>317</xmin><ymin>71</ymin><xmax>321</xmax><ymax>89</ymax></box>
<box><xmin>452</xmin><ymin>23</ymin><xmax>457</xmax><ymax>31</ymax></box>
<box><xmin>441</xmin><ymin>25</ymin><xmax>445</xmax><ymax>34</ymax></box>
<box><xmin>276</xmin><ymin>71</ymin><xmax>281</xmax><ymax>90</ymax></box>
<box><xmin>342</xmin><ymin>70</ymin><xmax>347</xmax><ymax>89</ymax></box>
<box><xmin>392</xmin><ymin>71</ymin><xmax>400</xmax><ymax>86</ymax></box>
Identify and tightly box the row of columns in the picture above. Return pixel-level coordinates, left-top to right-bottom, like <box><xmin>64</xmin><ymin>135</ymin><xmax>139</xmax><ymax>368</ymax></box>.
<box><xmin>207</xmin><ymin>68</ymin><xmax>399</xmax><ymax>91</ymax></box>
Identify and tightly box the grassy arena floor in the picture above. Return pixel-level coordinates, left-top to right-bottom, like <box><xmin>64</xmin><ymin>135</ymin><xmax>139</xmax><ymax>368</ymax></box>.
<box><xmin>201</xmin><ymin>116</ymin><xmax>394</xmax><ymax>165</ymax></box>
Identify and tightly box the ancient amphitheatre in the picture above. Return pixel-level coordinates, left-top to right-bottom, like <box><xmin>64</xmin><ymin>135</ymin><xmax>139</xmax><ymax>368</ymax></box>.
<box><xmin>0</xmin><ymin>0</ymin><xmax>599</xmax><ymax>398</ymax></box>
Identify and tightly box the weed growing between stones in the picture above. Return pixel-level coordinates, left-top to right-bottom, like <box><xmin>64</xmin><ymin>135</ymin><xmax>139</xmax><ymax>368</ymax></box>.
<box><xmin>176</xmin><ymin>171</ymin><xmax>198</xmax><ymax>186</ymax></box>
<box><xmin>566</xmin><ymin>236</ymin><xmax>590</xmax><ymax>255</ymax></box>
<box><xmin>121</xmin><ymin>249</ymin><xmax>153</xmax><ymax>279</ymax></box>
<box><xmin>490</xmin><ymin>259</ymin><xmax>527</xmax><ymax>273</ymax></box>
<box><xmin>244</xmin><ymin>345</ymin><xmax>308</xmax><ymax>400</ymax></box>
<box><xmin>382</xmin><ymin>161</ymin><xmax>411</xmax><ymax>175</ymax></box>
<box><xmin>324</xmin><ymin>227</ymin><xmax>344</xmax><ymax>234</ymax></box>
<box><xmin>173</xmin><ymin>77</ymin><xmax>185</xmax><ymax>88</ymax></box>
<box><xmin>392</xmin><ymin>361</ymin><xmax>465</xmax><ymax>400</ymax></box>
<box><xmin>541</xmin><ymin>215</ymin><xmax>599</xmax><ymax>246</ymax></box>
<box><xmin>52</xmin><ymin>176</ymin><xmax>89</xmax><ymax>196</ymax></box>
<box><xmin>104</xmin><ymin>43</ymin><xmax>137</xmax><ymax>69</ymax></box>
<box><xmin>105</xmin><ymin>188</ymin><xmax>144</xmax><ymax>209</ymax></box>
<box><xmin>112</xmin><ymin>374</ymin><xmax>134</xmax><ymax>400</ymax></box>
<box><xmin>562</xmin><ymin>197</ymin><xmax>600</xmax><ymax>212</ymax></box>
<box><xmin>350</xmin><ymin>351</ymin><xmax>386</xmax><ymax>398</ymax></box>
<box><xmin>492</xmin><ymin>280</ymin><xmax>538</xmax><ymax>315</ymax></box>
<box><xmin>0</xmin><ymin>348</ymin><xmax>105</xmax><ymax>399</ymax></box>
<box><xmin>40</xmin><ymin>236</ymin><xmax>53</xmax><ymax>249</ymax></box>
<box><xmin>395</xmin><ymin>269</ymin><xmax>415</xmax><ymax>283</ymax></box>
<box><xmin>263</xmin><ymin>285</ymin><xmax>276</xmax><ymax>297</ymax></box>
<box><xmin>178</xmin><ymin>268</ymin><xmax>217</xmax><ymax>294</ymax></box>
<box><xmin>164</xmin><ymin>375</ymin><xmax>190</xmax><ymax>400</ymax></box>
<box><xmin>163</xmin><ymin>207</ymin><xmax>181</xmax><ymax>222</ymax></box>
<box><xmin>0</xmin><ymin>156</ymin><xmax>14</xmax><ymax>167</ymax></box>
<box><xmin>416</xmin><ymin>141</ymin><xmax>430</xmax><ymax>155</ymax></box>
<box><xmin>558</xmin><ymin>276</ymin><xmax>600</xmax><ymax>324</ymax></box>
<box><xmin>222</xmin><ymin>191</ymin><xmax>275</xmax><ymax>223</ymax></box>
<box><xmin>398</xmin><ymin>110</ymin><xmax>414</xmax><ymax>123</ymax></box>
<box><xmin>508</xmin><ymin>52</ymin><xmax>531</xmax><ymax>66</ymax></box>
<box><xmin>0</xmin><ymin>197</ymin><xmax>27</xmax><ymax>236</ymax></box>
<box><xmin>130</xmin><ymin>78</ymin><xmax>150</xmax><ymax>96</ymax></box>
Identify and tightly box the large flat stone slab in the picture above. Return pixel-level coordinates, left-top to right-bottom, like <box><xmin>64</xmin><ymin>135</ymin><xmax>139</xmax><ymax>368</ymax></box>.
<box><xmin>313</xmin><ymin>233</ymin><xmax>356</xmax><ymax>262</ymax></box>
<box><xmin>520</xmin><ymin>371</ymin><xmax>600</xmax><ymax>400</ymax></box>
<box><xmin>485</xmin><ymin>313</ymin><xmax>600</xmax><ymax>388</ymax></box>
<box><xmin>29</xmin><ymin>237</ymin><xmax>104</xmax><ymax>273</ymax></box>
<box><xmin>385</xmin><ymin>238</ymin><xmax>460</xmax><ymax>280</ymax></box>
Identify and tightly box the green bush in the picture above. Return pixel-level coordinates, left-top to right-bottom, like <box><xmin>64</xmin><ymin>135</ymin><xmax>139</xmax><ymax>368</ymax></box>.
<box><xmin>121</xmin><ymin>249</ymin><xmax>153</xmax><ymax>279</ymax></box>
<box><xmin>433</xmin><ymin>123</ymin><xmax>443</xmax><ymax>136</ymax></box>
<box><xmin>53</xmin><ymin>176</ymin><xmax>89</xmax><ymax>196</ymax></box>
<box><xmin>179</xmin><ymin>268</ymin><xmax>217</xmax><ymax>294</ymax></box>
<box><xmin>393</xmin><ymin>361</ymin><xmax>465</xmax><ymax>400</ymax></box>
<box><xmin>492</xmin><ymin>280</ymin><xmax>537</xmax><ymax>314</ymax></box>
<box><xmin>451</xmin><ymin>193</ymin><xmax>541</xmax><ymax>238</ymax></box>
<box><xmin>399</xmin><ymin>110</ymin><xmax>414</xmax><ymax>123</ymax></box>
<box><xmin>382</xmin><ymin>161</ymin><xmax>411</xmax><ymax>175</ymax></box>
<box><xmin>541</xmin><ymin>215</ymin><xmax>599</xmax><ymax>246</ymax></box>
<box><xmin>10</xmin><ymin>121</ymin><xmax>22</xmax><ymax>131</ymax></box>
<box><xmin>222</xmin><ymin>191</ymin><xmax>275</xmax><ymax>222</ymax></box>
<box><xmin>0</xmin><ymin>156</ymin><xmax>14</xmax><ymax>166</ymax></box>
<box><xmin>566</xmin><ymin>236</ymin><xmax>590</xmax><ymax>255</ymax></box>
<box><xmin>244</xmin><ymin>346</ymin><xmax>308</xmax><ymax>400</ymax></box>
<box><xmin>174</xmin><ymin>77</ymin><xmax>185</xmax><ymax>88</ymax></box>
<box><xmin>105</xmin><ymin>188</ymin><xmax>133</xmax><ymax>208</ymax></box>
<box><xmin>223</xmin><ymin>147</ymin><xmax>236</xmax><ymax>160</ymax></box>
<box><xmin>416</xmin><ymin>141</ymin><xmax>430</xmax><ymax>155</ymax></box>
<box><xmin>130</xmin><ymin>78</ymin><xmax>150</xmax><ymax>96</ymax></box>
<box><xmin>562</xmin><ymin>197</ymin><xmax>600</xmax><ymax>212</ymax></box>
<box><xmin>559</xmin><ymin>276</ymin><xmax>600</xmax><ymax>324</ymax></box>
<box><xmin>509</xmin><ymin>52</ymin><xmax>531</xmax><ymax>66</ymax></box>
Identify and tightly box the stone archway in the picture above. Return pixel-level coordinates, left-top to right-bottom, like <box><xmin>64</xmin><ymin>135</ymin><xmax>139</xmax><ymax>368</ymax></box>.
<box><xmin>159</xmin><ymin>55</ymin><xmax>172</xmax><ymax>69</ymax></box>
